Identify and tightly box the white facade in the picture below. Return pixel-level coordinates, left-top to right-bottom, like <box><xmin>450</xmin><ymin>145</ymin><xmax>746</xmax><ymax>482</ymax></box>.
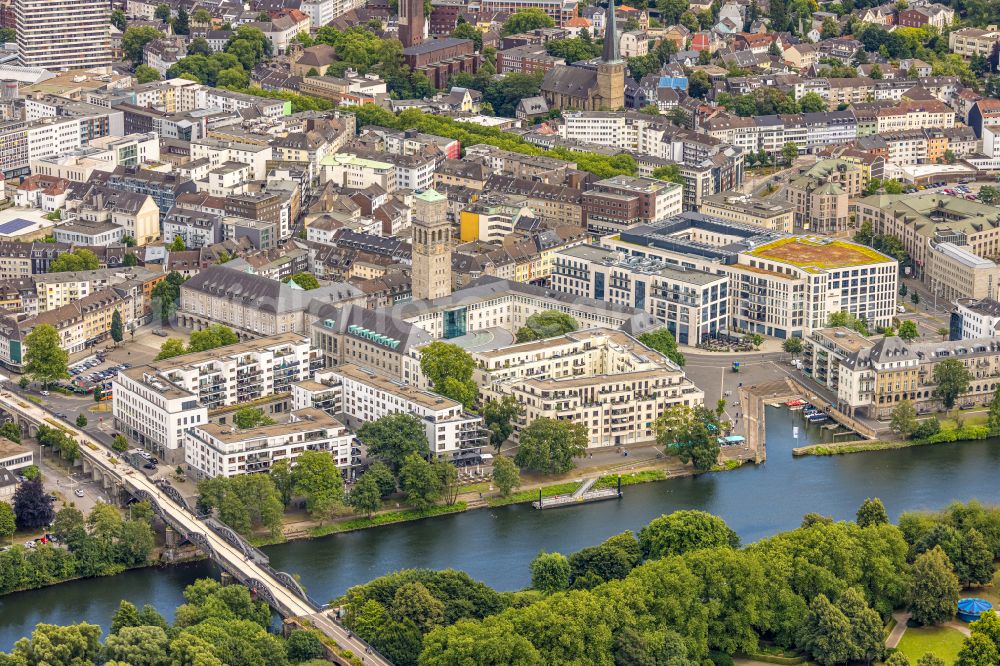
<box><xmin>953</xmin><ymin>298</ymin><xmax>1000</xmax><ymax>340</ymax></box>
<box><xmin>185</xmin><ymin>408</ymin><xmax>354</xmax><ymax>479</ymax></box>
<box><xmin>113</xmin><ymin>334</ymin><xmax>317</xmax><ymax>461</ymax></box>
<box><xmin>16</xmin><ymin>0</ymin><xmax>111</xmax><ymax>71</ymax></box>
<box><xmin>190</xmin><ymin>139</ymin><xmax>273</xmax><ymax>181</ymax></box>
<box><xmin>324</xmin><ymin>365</ymin><xmax>487</xmax><ymax>457</ymax></box>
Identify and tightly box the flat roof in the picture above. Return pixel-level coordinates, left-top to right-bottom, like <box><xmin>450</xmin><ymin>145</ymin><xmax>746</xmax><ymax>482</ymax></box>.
<box><xmin>334</xmin><ymin>363</ymin><xmax>462</xmax><ymax>411</ymax></box>
<box><xmin>813</xmin><ymin>326</ymin><xmax>875</xmax><ymax>354</ymax></box>
<box><xmin>197</xmin><ymin>407</ymin><xmax>344</xmax><ymax>443</ymax></box>
<box><xmin>0</xmin><ymin>437</ymin><xmax>30</xmax><ymax>460</ymax></box>
<box><xmin>746</xmin><ymin>236</ymin><xmax>893</xmax><ymax>272</ymax></box>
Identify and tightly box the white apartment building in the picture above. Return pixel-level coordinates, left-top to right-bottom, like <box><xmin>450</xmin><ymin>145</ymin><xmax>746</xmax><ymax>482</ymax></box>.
<box><xmin>551</xmin><ymin>245</ymin><xmax>729</xmax><ymax>346</ymax></box>
<box><xmin>190</xmin><ymin>138</ymin><xmax>273</xmax><ymax>181</ymax></box>
<box><xmin>321</xmin><ymin>365</ymin><xmax>488</xmax><ymax>458</ymax></box>
<box><xmin>321</xmin><ymin>153</ymin><xmax>397</xmax><ymax>192</ymax></box>
<box><xmin>952</xmin><ymin>298</ymin><xmax>1000</xmax><ymax>340</ymax></box>
<box><xmin>16</xmin><ymin>0</ymin><xmax>111</xmax><ymax>71</ymax></box>
<box><xmin>185</xmin><ymin>408</ymin><xmax>355</xmax><ymax>479</ymax></box>
<box><xmin>474</xmin><ymin>329</ymin><xmax>705</xmax><ymax>448</ymax></box>
<box><xmin>113</xmin><ymin>334</ymin><xmax>320</xmax><ymax>461</ymax></box>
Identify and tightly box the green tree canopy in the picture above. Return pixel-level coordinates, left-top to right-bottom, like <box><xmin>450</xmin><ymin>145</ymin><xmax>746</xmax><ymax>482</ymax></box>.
<box><xmin>514</xmin><ymin>417</ymin><xmax>588</xmax><ymax>474</ymax></box>
<box><xmin>515</xmin><ymin>310</ymin><xmax>579</xmax><ymax>342</ymax></box>
<box><xmin>419</xmin><ymin>341</ymin><xmax>478</xmax><ymax>409</ymax></box>
<box><xmin>856</xmin><ymin>497</ymin><xmax>889</xmax><ymax>527</ymax></box>
<box><xmin>933</xmin><ymin>358</ymin><xmax>972</xmax><ymax>410</ymax></box>
<box><xmin>357</xmin><ymin>413</ymin><xmax>429</xmax><ymax>472</ymax></box>
<box><xmin>49</xmin><ymin>249</ymin><xmax>100</xmax><ymax>273</ymax></box>
<box><xmin>24</xmin><ymin>323</ymin><xmax>69</xmax><ymax>388</ymax></box>
<box><xmin>909</xmin><ymin>545</ymin><xmax>960</xmax><ymax>626</ymax></box>
<box><xmin>502</xmin><ymin>8</ymin><xmax>555</xmax><ymax>34</ymax></box>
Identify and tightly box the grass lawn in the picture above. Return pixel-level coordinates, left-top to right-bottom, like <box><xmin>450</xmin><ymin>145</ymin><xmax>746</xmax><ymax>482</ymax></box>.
<box><xmin>895</xmin><ymin>625</ymin><xmax>966</xmax><ymax>664</ymax></box>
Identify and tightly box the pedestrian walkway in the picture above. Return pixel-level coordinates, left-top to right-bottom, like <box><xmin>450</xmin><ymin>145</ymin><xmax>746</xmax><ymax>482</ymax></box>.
<box><xmin>885</xmin><ymin>611</ymin><xmax>911</xmax><ymax>649</ymax></box>
<box><xmin>571</xmin><ymin>477</ymin><xmax>597</xmax><ymax>498</ymax></box>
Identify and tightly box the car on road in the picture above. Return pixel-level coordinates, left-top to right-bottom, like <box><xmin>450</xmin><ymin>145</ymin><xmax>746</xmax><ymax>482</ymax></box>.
<box><xmin>54</xmin><ymin>412</ymin><xmax>66</xmax><ymax>419</ymax></box>
<box><xmin>40</xmin><ymin>390</ymin><xmax>49</xmax><ymax>396</ymax></box>
<box><xmin>153</xmin><ymin>329</ymin><xmax>168</xmax><ymax>337</ymax></box>
<box><xmin>74</xmin><ymin>488</ymin><xmax>84</xmax><ymax>497</ymax></box>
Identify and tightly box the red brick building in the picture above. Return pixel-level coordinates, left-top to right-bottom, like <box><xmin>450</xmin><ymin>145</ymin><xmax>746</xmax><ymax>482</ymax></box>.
<box><xmin>498</xmin><ymin>45</ymin><xmax>565</xmax><ymax>74</ymax></box>
<box><xmin>402</xmin><ymin>38</ymin><xmax>481</xmax><ymax>89</ymax></box>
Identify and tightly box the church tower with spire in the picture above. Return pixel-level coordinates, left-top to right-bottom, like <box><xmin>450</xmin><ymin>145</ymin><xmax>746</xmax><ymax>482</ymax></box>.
<box><xmin>596</xmin><ymin>0</ymin><xmax>625</xmax><ymax>110</ymax></box>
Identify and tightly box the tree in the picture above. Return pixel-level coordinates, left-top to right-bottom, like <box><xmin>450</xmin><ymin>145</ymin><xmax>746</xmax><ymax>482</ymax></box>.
<box><xmin>782</xmin><ymin>142</ymin><xmax>799</xmax><ymax>164</ymax></box>
<box><xmin>123</xmin><ymin>26</ymin><xmax>163</xmax><ymax>64</ymax></box>
<box><xmin>192</xmin><ymin>8</ymin><xmax>213</xmax><ymax>26</ymax></box>
<box><xmin>24</xmin><ymin>324</ymin><xmax>69</xmax><ymax>389</ymax></box>
<box><xmin>654</xmin><ymin>404</ymin><xmax>723</xmax><ymax>472</ymax></box>
<box><xmin>123</xmin><ymin>252</ymin><xmax>138</xmax><ymax>267</ymax></box>
<box><xmin>530</xmin><ymin>551</ymin><xmax>570</xmax><ymax>592</ymax></box>
<box><xmin>884</xmin><ymin>179</ymin><xmax>904</xmax><ymax>194</ymax></box>
<box><xmin>516</xmin><ymin>310</ymin><xmax>578</xmax><ymax>342</ymax></box>
<box><xmin>989</xmin><ymin>384</ymin><xmax>1000</xmax><ymax>435</ymax></box>
<box><xmin>347</xmin><ymin>473</ymin><xmax>382</xmax><ymax>519</ymax></box>
<box><xmin>514</xmin><ymin>417</ymin><xmax>588</xmax><ymax>474</ymax></box>
<box><xmin>855</xmin><ymin>497</ymin><xmax>889</xmax><ymax>528</ymax></box>
<box><xmin>364</xmin><ymin>461</ymin><xmax>397</xmax><ymax>498</ymax></box>
<box><xmin>187</xmin><ymin>37</ymin><xmax>212</xmax><ymax>58</ymax></box>
<box><xmin>233</xmin><ymin>407</ymin><xmax>275</xmax><ymax>430</ymax></box>
<box><xmin>917</xmin><ymin>654</ymin><xmax>946</xmax><ymax>666</ymax></box>
<box><xmin>910</xmin><ymin>545</ymin><xmax>960</xmax><ymax>626</ymax></box>
<box><xmin>452</xmin><ymin>21</ymin><xmax>483</xmax><ymax>51</ymax></box>
<box><xmin>111</xmin><ymin>8</ymin><xmax>127</xmax><ymax>30</ymax></box>
<box><xmin>837</xmin><ymin>587</ymin><xmax>885</xmax><ymax>664</ymax></box>
<box><xmin>9</xmin><ymin>623</ymin><xmax>102</xmax><ymax>666</ymax></box>
<box><xmin>0</xmin><ymin>501</ymin><xmax>14</xmax><ymax>545</ymax></box>
<box><xmin>890</xmin><ymin>402</ymin><xmax>920</xmax><ymax>439</ymax></box>
<box><xmin>827</xmin><ymin>310</ymin><xmax>870</xmax><ymax>335</ymax></box>
<box><xmin>957</xmin><ymin>632</ymin><xmax>1000</xmax><ymax>666</ymax></box>
<box><xmin>933</xmin><ymin>358</ymin><xmax>972</xmax><ymax>410</ymax></box>
<box><xmin>217</xmin><ymin>66</ymin><xmax>249</xmax><ymax>89</ymax></box>
<box><xmin>419</xmin><ymin>341</ymin><xmax>478</xmax><ymax>409</ymax></box>
<box><xmin>959</xmin><ymin>528</ymin><xmax>994</xmax><ymax>586</ymax></box>
<box><xmin>392</xmin><ymin>581</ymin><xmax>445</xmax><ymax>632</ymax></box>
<box><xmin>269</xmin><ymin>459</ymin><xmax>294</xmax><ymax>506</ymax></box>
<box><xmin>135</xmin><ymin>64</ymin><xmax>161</xmax><ymax>84</ymax></box>
<box><xmin>155</xmin><ymin>339</ymin><xmax>186</xmax><ymax>361</ymax></box>
<box><xmin>112</xmin><ymin>434</ymin><xmax>128</xmax><ymax>453</ymax></box>
<box><xmin>154</xmin><ymin>4</ymin><xmax>171</xmax><ymax>21</ymax></box>
<box><xmin>75</xmin><ymin>414</ymin><xmax>87</xmax><ymax>428</ymax></box>
<box><xmin>286</xmin><ymin>630</ymin><xmax>325</xmax><ymax>662</ymax></box>
<box><xmin>637</xmin><ymin>510</ymin><xmax>739</xmax><ymax>559</ymax></box>
<box><xmin>502</xmin><ymin>8</ymin><xmax>555</xmax><ymax>34</ymax></box>
<box><xmin>110</xmin><ymin>310</ymin><xmax>124</xmax><ymax>346</ymax></box>
<box><xmin>979</xmin><ymin>186</ymin><xmax>999</xmax><ymax>205</ymax></box>
<box><xmin>800</xmin><ymin>594</ymin><xmax>853</xmax><ymax>666</ymax></box>
<box><xmin>492</xmin><ymin>456</ymin><xmax>520</xmax><ymax>496</ymax></box>
<box><xmin>49</xmin><ymin>249</ymin><xmax>99</xmax><ymax>272</ymax></box>
<box><xmin>898</xmin><ymin>319</ymin><xmax>919</xmax><ymax>341</ymax></box>
<box><xmin>651</xmin><ymin>164</ymin><xmax>684</xmax><ymax>185</ymax></box>
<box><xmin>886</xmin><ymin>652</ymin><xmax>912</xmax><ymax>666</ymax></box>
<box><xmin>482</xmin><ymin>396</ymin><xmax>522</xmax><ymax>451</ymax></box>
<box><xmin>0</xmin><ymin>421</ymin><xmax>21</xmax><ymax>443</ymax></box>
<box><xmin>13</xmin><ymin>479</ymin><xmax>54</xmax><ymax>531</ymax></box>
<box><xmin>688</xmin><ymin>70</ymin><xmax>711</xmax><ymax>98</ymax></box>
<box><xmin>357</xmin><ymin>413</ymin><xmax>429</xmax><ymax>472</ymax></box>
<box><xmin>283</xmin><ymin>272</ymin><xmax>321</xmax><ymax>290</ymax></box>
<box><xmin>187</xmin><ymin>324</ymin><xmax>238</xmax><ymax>352</ymax></box>
<box><xmin>782</xmin><ymin>337</ymin><xmax>803</xmax><ymax>355</ymax></box>
<box><xmin>399</xmin><ymin>453</ymin><xmax>442</xmax><ymax>510</ymax></box>
<box><xmin>197</xmin><ymin>474</ymin><xmax>284</xmax><ymax>537</ymax></box>
<box><xmin>638</xmin><ymin>328</ymin><xmax>685</xmax><ymax>367</ymax></box>
<box><xmin>169</xmin><ymin>235</ymin><xmax>186</xmax><ymax>251</ymax></box>
<box><xmin>799</xmin><ymin>92</ymin><xmax>827</xmax><ymax>113</ymax></box>
<box><xmin>292</xmin><ymin>450</ymin><xmax>344</xmax><ymax>522</ymax></box>
<box><xmin>911</xmin><ymin>291</ymin><xmax>920</xmax><ymax>305</ymax></box>
<box><xmin>174</xmin><ymin>7</ymin><xmax>190</xmax><ymax>34</ymax></box>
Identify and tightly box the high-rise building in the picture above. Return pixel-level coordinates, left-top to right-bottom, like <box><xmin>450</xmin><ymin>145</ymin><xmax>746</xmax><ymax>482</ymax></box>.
<box><xmin>398</xmin><ymin>0</ymin><xmax>425</xmax><ymax>48</ymax></box>
<box><xmin>411</xmin><ymin>188</ymin><xmax>451</xmax><ymax>300</ymax></box>
<box><xmin>16</xmin><ymin>0</ymin><xmax>111</xmax><ymax>71</ymax></box>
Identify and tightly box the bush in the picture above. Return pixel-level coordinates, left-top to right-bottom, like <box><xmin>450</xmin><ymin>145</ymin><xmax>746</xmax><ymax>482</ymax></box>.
<box><xmin>710</xmin><ymin>652</ymin><xmax>735</xmax><ymax>666</ymax></box>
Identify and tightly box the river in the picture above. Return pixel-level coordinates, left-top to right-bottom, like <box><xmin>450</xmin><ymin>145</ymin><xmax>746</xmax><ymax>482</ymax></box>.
<box><xmin>2</xmin><ymin>407</ymin><xmax>999</xmax><ymax>648</ymax></box>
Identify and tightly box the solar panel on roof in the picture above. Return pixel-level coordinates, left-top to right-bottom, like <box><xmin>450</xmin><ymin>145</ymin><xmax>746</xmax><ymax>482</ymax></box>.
<box><xmin>0</xmin><ymin>218</ymin><xmax>36</xmax><ymax>235</ymax></box>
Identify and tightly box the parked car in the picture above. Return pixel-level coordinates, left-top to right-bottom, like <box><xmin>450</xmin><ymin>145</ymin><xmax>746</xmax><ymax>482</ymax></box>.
<box><xmin>74</xmin><ymin>488</ymin><xmax>84</xmax><ymax>497</ymax></box>
<box><xmin>153</xmin><ymin>329</ymin><xmax>167</xmax><ymax>337</ymax></box>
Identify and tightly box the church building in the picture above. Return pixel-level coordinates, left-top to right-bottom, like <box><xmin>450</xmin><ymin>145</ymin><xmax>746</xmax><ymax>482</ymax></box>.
<box><xmin>540</xmin><ymin>2</ymin><xmax>625</xmax><ymax>111</ymax></box>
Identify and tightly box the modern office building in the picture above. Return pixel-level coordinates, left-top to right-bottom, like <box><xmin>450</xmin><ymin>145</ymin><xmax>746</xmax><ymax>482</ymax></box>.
<box><xmin>16</xmin><ymin>0</ymin><xmax>112</xmax><ymax>71</ymax></box>
<box><xmin>602</xmin><ymin>213</ymin><xmax>898</xmax><ymax>338</ymax></box>
<box><xmin>551</xmin><ymin>245</ymin><xmax>729</xmax><ymax>345</ymax></box>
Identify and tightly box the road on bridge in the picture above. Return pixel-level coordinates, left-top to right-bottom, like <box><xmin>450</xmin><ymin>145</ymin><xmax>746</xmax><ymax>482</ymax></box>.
<box><xmin>0</xmin><ymin>392</ymin><xmax>392</xmax><ymax>666</ymax></box>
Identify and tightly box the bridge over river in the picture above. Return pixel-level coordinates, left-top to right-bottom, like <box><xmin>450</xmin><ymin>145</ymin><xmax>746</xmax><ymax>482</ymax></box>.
<box><xmin>0</xmin><ymin>391</ymin><xmax>391</xmax><ymax>666</ymax></box>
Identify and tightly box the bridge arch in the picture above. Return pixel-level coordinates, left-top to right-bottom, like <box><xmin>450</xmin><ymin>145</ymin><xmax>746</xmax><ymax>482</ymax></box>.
<box><xmin>244</xmin><ymin>578</ymin><xmax>279</xmax><ymax>610</ymax></box>
<box><xmin>272</xmin><ymin>570</ymin><xmax>310</xmax><ymax>603</ymax></box>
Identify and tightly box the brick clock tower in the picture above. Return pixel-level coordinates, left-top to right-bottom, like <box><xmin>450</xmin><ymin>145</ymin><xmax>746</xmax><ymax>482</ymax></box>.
<box><xmin>411</xmin><ymin>189</ymin><xmax>452</xmax><ymax>301</ymax></box>
<box><xmin>399</xmin><ymin>0</ymin><xmax>425</xmax><ymax>48</ymax></box>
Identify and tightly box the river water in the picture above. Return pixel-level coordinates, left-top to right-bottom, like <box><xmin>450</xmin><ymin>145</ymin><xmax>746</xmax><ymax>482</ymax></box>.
<box><xmin>2</xmin><ymin>407</ymin><xmax>999</xmax><ymax>648</ymax></box>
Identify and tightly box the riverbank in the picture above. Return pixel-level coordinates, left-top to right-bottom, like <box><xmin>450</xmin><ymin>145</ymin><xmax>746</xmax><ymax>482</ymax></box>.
<box><xmin>253</xmin><ymin>458</ymin><xmax>749</xmax><ymax>545</ymax></box>
<box><xmin>793</xmin><ymin>423</ymin><xmax>991</xmax><ymax>456</ymax></box>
